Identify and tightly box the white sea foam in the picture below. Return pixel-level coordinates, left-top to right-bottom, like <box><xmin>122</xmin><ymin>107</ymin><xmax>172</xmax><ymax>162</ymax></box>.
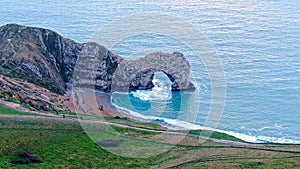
<box><xmin>111</xmin><ymin>98</ymin><xmax>300</xmax><ymax>144</ymax></box>
<box><xmin>111</xmin><ymin>76</ymin><xmax>300</xmax><ymax>144</ymax></box>
<box><xmin>131</xmin><ymin>78</ymin><xmax>172</xmax><ymax>101</ymax></box>
<box><xmin>163</xmin><ymin>118</ymin><xmax>300</xmax><ymax>144</ymax></box>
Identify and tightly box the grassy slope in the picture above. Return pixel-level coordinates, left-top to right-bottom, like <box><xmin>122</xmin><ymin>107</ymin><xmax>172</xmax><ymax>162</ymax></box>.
<box><xmin>63</xmin><ymin>113</ymin><xmax>168</xmax><ymax>131</ymax></box>
<box><xmin>0</xmin><ymin>118</ymin><xmax>173</xmax><ymax>168</ymax></box>
<box><xmin>189</xmin><ymin>130</ymin><xmax>245</xmax><ymax>142</ymax></box>
<box><xmin>0</xmin><ymin>104</ymin><xmax>36</xmax><ymax>116</ymax></box>
<box><xmin>74</xmin><ymin>114</ymin><xmax>244</xmax><ymax>142</ymax></box>
<box><xmin>0</xmin><ymin>106</ymin><xmax>299</xmax><ymax>168</ymax></box>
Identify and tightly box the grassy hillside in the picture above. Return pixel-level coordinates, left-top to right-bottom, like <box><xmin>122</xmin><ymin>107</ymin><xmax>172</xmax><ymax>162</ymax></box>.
<box><xmin>0</xmin><ymin>105</ymin><xmax>299</xmax><ymax>168</ymax></box>
<box><xmin>0</xmin><ymin>104</ymin><xmax>36</xmax><ymax>116</ymax></box>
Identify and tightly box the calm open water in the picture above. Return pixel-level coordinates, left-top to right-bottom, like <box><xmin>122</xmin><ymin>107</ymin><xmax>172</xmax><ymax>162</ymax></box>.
<box><xmin>1</xmin><ymin>0</ymin><xmax>300</xmax><ymax>143</ymax></box>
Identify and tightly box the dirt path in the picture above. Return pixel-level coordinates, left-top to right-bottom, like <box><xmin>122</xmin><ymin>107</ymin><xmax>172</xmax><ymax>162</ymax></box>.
<box><xmin>2</xmin><ymin>113</ymin><xmax>300</xmax><ymax>153</ymax></box>
<box><xmin>1</xmin><ymin>100</ymin><xmax>300</xmax><ymax>152</ymax></box>
<box><xmin>0</xmin><ymin>100</ymin><xmax>61</xmax><ymax>117</ymax></box>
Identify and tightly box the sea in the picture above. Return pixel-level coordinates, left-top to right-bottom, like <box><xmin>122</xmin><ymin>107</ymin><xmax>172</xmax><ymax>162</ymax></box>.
<box><xmin>1</xmin><ymin>0</ymin><xmax>300</xmax><ymax>144</ymax></box>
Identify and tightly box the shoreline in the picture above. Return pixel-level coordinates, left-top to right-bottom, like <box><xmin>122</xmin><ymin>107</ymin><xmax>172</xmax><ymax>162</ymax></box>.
<box><xmin>1</xmin><ymin>90</ymin><xmax>300</xmax><ymax>145</ymax></box>
<box><xmin>104</xmin><ymin>92</ymin><xmax>300</xmax><ymax>145</ymax></box>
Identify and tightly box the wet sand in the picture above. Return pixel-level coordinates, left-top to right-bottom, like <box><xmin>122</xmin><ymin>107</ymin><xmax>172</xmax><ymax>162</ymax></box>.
<box><xmin>69</xmin><ymin>90</ymin><xmax>130</xmax><ymax>118</ymax></box>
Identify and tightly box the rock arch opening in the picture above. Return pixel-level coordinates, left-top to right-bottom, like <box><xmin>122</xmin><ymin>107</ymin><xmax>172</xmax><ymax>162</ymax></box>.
<box><xmin>111</xmin><ymin>52</ymin><xmax>195</xmax><ymax>92</ymax></box>
<box><xmin>129</xmin><ymin>70</ymin><xmax>174</xmax><ymax>91</ymax></box>
<box><xmin>152</xmin><ymin>71</ymin><xmax>172</xmax><ymax>90</ymax></box>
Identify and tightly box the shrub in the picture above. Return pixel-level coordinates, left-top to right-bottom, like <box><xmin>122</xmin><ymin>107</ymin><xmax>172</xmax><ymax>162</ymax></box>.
<box><xmin>10</xmin><ymin>150</ymin><xmax>43</xmax><ymax>165</ymax></box>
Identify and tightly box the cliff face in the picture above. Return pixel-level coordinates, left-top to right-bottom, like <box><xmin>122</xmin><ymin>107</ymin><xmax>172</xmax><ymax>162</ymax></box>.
<box><xmin>0</xmin><ymin>24</ymin><xmax>120</xmax><ymax>94</ymax></box>
<box><xmin>0</xmin><ymin>24</ymin><xmax>78</xmax><ymax>94</ymax></box>
<box><xmin>112</xmin><ymin>52</ymin><xmax>195</xmax><ymax>91</ymax></box>
<box><xmin>72</xmin><ymin>43</ymin><xmax>121</xmax><ymax>92</ymax></box>
<box><xmin>0</xmin><ymin>74</ymin><xmax>71</xmax><ymax>112</ymax></box>
<box><xmin>0</xmin><ymin>24</ymin><xmax>194</xmax><ymax>96</ymax></box>
<box><xmin>0</xmin><ymin>24</ymin><xmax>196</xmax><ymax>112</ymax></box>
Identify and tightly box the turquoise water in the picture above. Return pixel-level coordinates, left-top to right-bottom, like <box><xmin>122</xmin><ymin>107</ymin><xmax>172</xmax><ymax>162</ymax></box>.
<box><xmin>1</xmin><ymin>0</ymin><xmax>300</xmax><ymax>143</ymax></box>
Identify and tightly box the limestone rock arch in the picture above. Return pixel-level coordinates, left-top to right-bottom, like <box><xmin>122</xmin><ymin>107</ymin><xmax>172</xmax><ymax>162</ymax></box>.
<box><xmin>111</xmin><ymin>52</ymin><xmax>195</xmax><ymax>91</ymax></box>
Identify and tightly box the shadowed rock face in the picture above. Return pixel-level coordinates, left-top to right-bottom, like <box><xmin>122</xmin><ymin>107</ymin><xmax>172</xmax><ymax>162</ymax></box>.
<box><xmin>111</xmin><ymin>52</ymin><xmax>195</xmax><ymax>91</ymax></box>
<box><xmin>72</xmin><ymin>43</ymin><xmax>122</xmax><ymax>92</ymax></box>
<box><xmin>0</xmin><ymin>24</ymin><xmax>194</xmax><ymax>94</ymax></box>
<box><xmin>0</xmin><ymin>24</ymin><xmax>81</xmax><ymax>94</ymax></box>
<box><xmin>0</xmin><ymin>24</ymin><xmax>121</xmax><ymax>94</ymax></box>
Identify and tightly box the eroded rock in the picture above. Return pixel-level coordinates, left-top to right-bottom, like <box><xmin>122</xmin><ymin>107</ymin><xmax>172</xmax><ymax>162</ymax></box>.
<box><xmin>111</xmin><ymin>52</ymin><xmax>195</xmax><ymax>91</ymax></box>
<box><xmin>0</xmin><ymin>24</ymin><xmax>194</xmax><ymax>95</ymax></box>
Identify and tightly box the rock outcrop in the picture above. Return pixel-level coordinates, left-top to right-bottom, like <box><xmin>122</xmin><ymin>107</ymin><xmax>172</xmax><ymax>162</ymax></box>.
<box><xmin>112</xmin><ymin>52</ymin><xmax>195</xmax><ymax>91</ymax></box>
<box><xmin>0</xmin><ymin>74</ymin><xmax>72</xmax><ymax>112</ymax></box>
<box><xmin>72</xmin><ymin>43</ymin><xmax>121</xmax><ymax>92</ymax></box>
<box><xmin>0</xmin><ymin>24</ymin><xmax>120</xmax><ymax>94</ymax></box>
<box><xmin>0</xmin><ymin>24</ymin><xmax>194</xmax><ymax>95</ymax></box>
<box><xmin>0</xmin><ymin>24</ymin><xmax>80</xmax><ymax>94</ymax></box>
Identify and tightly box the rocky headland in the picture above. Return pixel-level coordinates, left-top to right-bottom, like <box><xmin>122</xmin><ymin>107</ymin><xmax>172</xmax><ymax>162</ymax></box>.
<box><xmin>0</xmin><ymin>24</ymin><xmax>195</xmax><ymax>112</ymax></box>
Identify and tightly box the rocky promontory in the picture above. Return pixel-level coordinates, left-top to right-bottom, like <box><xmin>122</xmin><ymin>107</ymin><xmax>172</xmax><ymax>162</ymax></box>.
<box><xmin>0</xmin><ymin>24</ymin><xmax>195</xmax><ymax>97</ymax></box>
<box><xmin>112</xmin><ymin>52</ymin><xmax>195</xmax><ymax>91</ymax></box>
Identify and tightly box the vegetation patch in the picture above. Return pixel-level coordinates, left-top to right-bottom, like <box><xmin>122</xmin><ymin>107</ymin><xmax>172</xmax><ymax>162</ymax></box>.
<box><xmin>9</xmin><ymin>150</ymin><xmax>43</xmax><ymax>165</ymax></box>
<box><xmin>0</xmin><ymin>104</ymin><xmax>299</xmax><ymax>168</ymax></box>
<box><xmin>188</xmin><ymin>130</ymin><xmax>245</xmax><ymax>142</ymax></box>
<box><xmin>0</xmin><ymin>104</ymin><xmax>35</xmax><ymax>116</ymax></box>
<box><xmin>96</xmin><ymin>139</ymin><xmax>124</xmax><ymax>147</ymax></box>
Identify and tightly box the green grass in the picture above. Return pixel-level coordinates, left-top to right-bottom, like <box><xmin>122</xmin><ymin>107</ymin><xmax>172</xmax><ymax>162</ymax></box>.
<box><xmin>0</xmin><ymin>116</ymin><xmax>299</xmax><ymax>168</ymax></box>
<box><xmin>0</xmin><ymin>104</ymin><xmax>254</xmax><ymax>142</ymax></box>
<box><xmin>0</xmin><ymin>104</ymin><xmax>36</xmax><ymax>116</ymax></box>
<box><xmin>57</xmin><ymin>111</ymin><xmax>77</xmax><ymax>115</ymax></box>
<box><xmin>0</xmin><ymin>129</ymin><xmax>154</xmax><ymax>168</ymax></box>
<box><xmin>0</xmin><ymin>105</ymin><xmax>299</xmax><ymax>168</ymax></box>
<box><xmin>188</xmin><ymin>130</ymin><xmax>245</xmax><ymax>142</ymax></box>
<box><xmin>74</xmin><ymin>114</ymin><xmax>166</xmax><ymax>130</ymax></box>
<box><xmin>0</xmin><ymin>118</ymin><xmax>171</xmax><ymax>168</ymax></box>
<box><xmin>103</xmin><ymin>116</ymin><xmax>166</xmax><ymax>130</ymax></box>
<box><xmin>0</xmin><ymin>104</ymin><xmax>260</xmax><ymax>143</ymax></box>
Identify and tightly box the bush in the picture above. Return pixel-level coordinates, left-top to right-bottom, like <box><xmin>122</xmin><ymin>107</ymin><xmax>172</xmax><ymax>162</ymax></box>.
<box><xmin>10</xmin><ymin>150</ymin><xmax>43</xmax><ymax>165</ymax></box>
<box><xmin>115</xmin><ymin>116</ymin><xmax>121</xmax><ymax>119</ymax></box>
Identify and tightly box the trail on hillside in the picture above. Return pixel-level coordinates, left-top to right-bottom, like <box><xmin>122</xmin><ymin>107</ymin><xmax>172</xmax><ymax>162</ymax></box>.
<box><xmin>1</xmin><ymin>99</ymin><xmax>300</xmax><ymax>153</ymax></box>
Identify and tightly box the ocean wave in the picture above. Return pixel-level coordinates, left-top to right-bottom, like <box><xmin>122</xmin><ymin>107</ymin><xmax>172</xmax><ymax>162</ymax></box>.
<box><xmin>130</xmin><ymin>78</ymin><xmax>172</xmax><ymax>101</ymax></box>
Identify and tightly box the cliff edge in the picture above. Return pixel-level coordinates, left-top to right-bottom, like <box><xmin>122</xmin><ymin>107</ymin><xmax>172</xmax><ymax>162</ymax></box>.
<box><xmin>0</xmin><ymin>24</ymin><xmax>194</xmax><ymax>95</ymax></box>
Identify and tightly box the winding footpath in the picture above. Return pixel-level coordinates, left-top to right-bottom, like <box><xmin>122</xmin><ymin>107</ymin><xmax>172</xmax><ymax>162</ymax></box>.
<box><xmin>1</xmin><ymin>100</ymin><xmax>300</xmax><ymax>154</ymax></box>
